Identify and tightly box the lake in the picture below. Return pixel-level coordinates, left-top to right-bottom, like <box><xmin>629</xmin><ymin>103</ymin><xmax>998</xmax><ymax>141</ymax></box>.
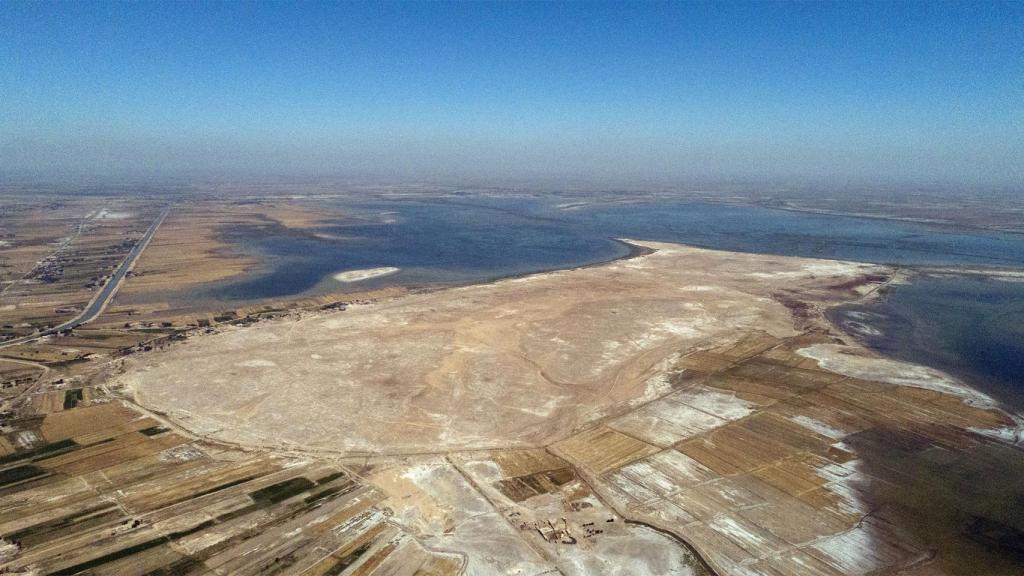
<box><xmin>206</xmin><ymin>197</ymin><xmax>1024</xmax><ymax>410</ymax></box>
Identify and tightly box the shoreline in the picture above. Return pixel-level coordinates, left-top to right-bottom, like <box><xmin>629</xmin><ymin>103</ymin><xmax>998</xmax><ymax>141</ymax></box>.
<box><xmin>121</xmin><ymin>238</ymin><xmax>1013</xmax><ymax>453</ymax></box>
<box><xmin>121</xmin><ymin>236</ymin><xmax>1022</xmax><ymax>426</ymax></box>
<box><xmin>142</xmin><ymin>196</ymin><xmax>1024</xmax><ymax>314</ymax></box>
<box><xmin>162</xmin><ymin>236</ymin><xmax>654</xmax><ymax>310</ymax></box>
<box><xmin>826</xmin><ymin>271</ymin><xmax>1024</xmax><ymax>416</ymax></box>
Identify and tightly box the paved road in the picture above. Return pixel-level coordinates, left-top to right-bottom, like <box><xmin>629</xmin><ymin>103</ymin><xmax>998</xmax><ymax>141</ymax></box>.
<box><xmin>0</xmin><ymin>207</ymin><xmax>170</xmax><ymax>349</ymax></box>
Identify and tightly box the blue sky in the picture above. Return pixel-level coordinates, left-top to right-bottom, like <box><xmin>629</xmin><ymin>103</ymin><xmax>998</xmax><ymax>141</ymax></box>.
<box><xmin>1</xmin><ymin>1</ymin><xmax>1021</xmax><ymax>186</ymax></box>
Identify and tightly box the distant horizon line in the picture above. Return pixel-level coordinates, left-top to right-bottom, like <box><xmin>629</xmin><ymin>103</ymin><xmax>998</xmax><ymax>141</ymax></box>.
<box><xmin>1</xmin><ymin>170</ymin><xmax>1020</xmax><ymax>195</ymax></box>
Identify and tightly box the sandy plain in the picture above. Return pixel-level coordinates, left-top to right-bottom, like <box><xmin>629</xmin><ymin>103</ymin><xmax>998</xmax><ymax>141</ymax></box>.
<box><xmin>117</xmin><ymin>240</ymin><xmax>886</xmax><ymax>454</ymax></box>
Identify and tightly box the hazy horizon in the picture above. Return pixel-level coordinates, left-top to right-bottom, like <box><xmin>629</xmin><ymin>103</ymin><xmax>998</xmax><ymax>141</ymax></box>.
<box><xmin>2</xmin><ymin>1</ymin><xmax>1022</xmax><ymax>188</ymax></box>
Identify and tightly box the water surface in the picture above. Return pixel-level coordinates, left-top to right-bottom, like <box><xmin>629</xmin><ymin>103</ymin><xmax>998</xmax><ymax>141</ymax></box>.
<box><xmin>831</xmin><ymin>275</ymin><xmax>1024</xmax><ymax>408</ymax></box>
<box><xmin>212</xmin><ymin>198</ymin><xmax>1024</xmax><ymax>299</ymax></box>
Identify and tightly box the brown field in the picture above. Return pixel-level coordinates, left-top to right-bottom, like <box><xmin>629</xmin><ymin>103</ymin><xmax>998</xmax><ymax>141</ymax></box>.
<box><xmin>0</xmin><ymin>403</ymin><xmax>463</xmax><ymax>575</ymax></box>
<box><xmin>555</xmin><ymin>336</ymin><xmax>1020</xmax><ymax>576</ymax></box>
<box><xmin>0</xmin><ymin>198</ymin><xmax>159</xmax><ymax>337</ymax></box>
<box><xmin>114</xmin><ymin>200</ymin><xmax>334</xmax><ymax>300</ymax></box>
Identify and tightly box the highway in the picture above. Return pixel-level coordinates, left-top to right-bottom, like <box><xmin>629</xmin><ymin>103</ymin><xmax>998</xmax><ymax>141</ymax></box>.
<box><xmin>0</xmin><ymin>207</ymin><xmax>169</xmax><ymax>349</ymax></box>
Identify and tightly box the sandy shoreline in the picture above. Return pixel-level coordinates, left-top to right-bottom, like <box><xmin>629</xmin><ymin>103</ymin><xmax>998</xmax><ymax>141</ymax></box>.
<box><xmin>333</xmin><ymin>266</ymin><xmax>400</xmax><ymax>283</ymax></box>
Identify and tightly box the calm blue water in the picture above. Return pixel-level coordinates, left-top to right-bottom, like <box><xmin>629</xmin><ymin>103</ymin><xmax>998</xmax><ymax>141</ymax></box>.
<box><xmin>212</xmin><ymin>198</ymin><xmax>1024</xmax><ymax>300</ymax></box>
<box><xmin>570</xmin><ymin>202</ymin><xmax>1024</xmax><ymax>267</ymax></box>
<box><xmin>212</xmin><ymin>199</ymin><xmax>631</xmax><ymax>299</ymax></box>
<box><xmin>831</xmin><ymin>276</ymin><xmax>1024</xmax><ymax>408</ymax></box>
<box><xmin>206</xmin><ymin>197</ymin><xmax>1024</xmax><ymax>409</ymax></box>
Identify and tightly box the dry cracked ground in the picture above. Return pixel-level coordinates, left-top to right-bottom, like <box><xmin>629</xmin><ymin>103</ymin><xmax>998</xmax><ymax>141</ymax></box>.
<box><xmin>5</xmin><ymin>241</ymin><xmax>1022</xmax><ymax>575</ymax></box>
